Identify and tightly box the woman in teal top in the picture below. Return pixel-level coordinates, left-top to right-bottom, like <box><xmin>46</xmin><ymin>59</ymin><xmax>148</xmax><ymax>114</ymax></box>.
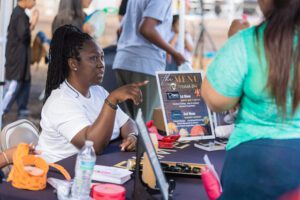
<box><xmin>201</xmin><ymin>0</ymin><xmax>300</xmax><ymax>199</ymax></box>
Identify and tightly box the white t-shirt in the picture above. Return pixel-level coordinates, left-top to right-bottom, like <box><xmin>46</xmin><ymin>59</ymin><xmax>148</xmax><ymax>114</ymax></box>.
<box><xmin>36</xmin><ymin>81</ymin><xmax>129</xmax><ymax>163</ymax></box>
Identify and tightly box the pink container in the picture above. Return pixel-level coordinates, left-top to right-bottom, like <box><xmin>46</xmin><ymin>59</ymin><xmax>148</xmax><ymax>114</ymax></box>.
<box><xmin>91</xmin><ymin>183</ymin><xmax>126</xmax><ymax>200</ymax></box>
<box><xmin>201</xmin><ymin>167</ymin><xmax>222</xmax><ymax>200</ymax></box>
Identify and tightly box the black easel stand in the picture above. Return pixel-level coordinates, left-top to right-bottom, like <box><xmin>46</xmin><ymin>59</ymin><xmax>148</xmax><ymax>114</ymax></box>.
<box><xmin>132</xmin><ymin>136</ymin><xmax>176</xmax><ymax>200</ymax></box>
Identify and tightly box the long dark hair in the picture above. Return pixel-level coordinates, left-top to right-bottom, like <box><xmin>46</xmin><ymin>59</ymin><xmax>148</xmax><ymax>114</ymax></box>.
<box><xmin>51</xmin><ymin>0</ymin><xmax>86</xmax><ymax>34</ymax></box>
<box><xmin>256</xmin><ymin>0</ymin><xmax>300</xmax><ymax>115</ymax></box>
<box><xmin>58</xmin><ymin>0</ymin><xmax>85</xmax><ymax>19</ymax></box>
<box><xmin>44</xmin><ymin>25</ymin><xmax>92</xmax><ymax>102</ymax></box>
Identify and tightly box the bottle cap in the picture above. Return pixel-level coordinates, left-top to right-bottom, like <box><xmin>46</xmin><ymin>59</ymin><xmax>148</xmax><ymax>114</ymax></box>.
<box><xmin>85</xmin><ymin>140</ymin><xmax>94</xmax><ymax>146</ymax></box>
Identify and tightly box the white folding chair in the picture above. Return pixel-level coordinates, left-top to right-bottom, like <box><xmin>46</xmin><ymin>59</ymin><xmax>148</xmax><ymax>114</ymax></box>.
<box><xmin>0</xmin><ymin>119</ymin><xmax>39</xmax><ymax>151</ymax></box>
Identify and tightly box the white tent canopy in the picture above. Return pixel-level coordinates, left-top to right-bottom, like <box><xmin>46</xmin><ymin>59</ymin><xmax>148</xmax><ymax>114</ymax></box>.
<box><xmin>0</xmin><ymin>0</ymin><xmax>16</xmax><ymax>128</ymax></box>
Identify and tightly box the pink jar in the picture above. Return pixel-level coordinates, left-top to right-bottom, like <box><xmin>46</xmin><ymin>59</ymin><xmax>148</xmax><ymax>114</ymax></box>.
<box><xmin>91</xmin><ymin>183</ymin><xmax>126</xmax><ymax>200</ymax></box>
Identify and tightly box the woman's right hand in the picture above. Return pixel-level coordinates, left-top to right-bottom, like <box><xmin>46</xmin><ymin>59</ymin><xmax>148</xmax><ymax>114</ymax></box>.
<box><xmin>108</xmin><ymin>80</ymin><xmax>149</xmax><ymax>106</ymax></box>
<box><xmin>173</xmin><ymin>51</ymin><xmax>186</xmax><ymax>66</ymax></box>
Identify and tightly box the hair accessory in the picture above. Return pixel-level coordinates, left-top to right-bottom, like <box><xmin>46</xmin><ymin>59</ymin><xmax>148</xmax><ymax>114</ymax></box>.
<box><xmin>105</xmin><ymin>98</ymin><xmax>118</xmax><ymax>110</ymax></box>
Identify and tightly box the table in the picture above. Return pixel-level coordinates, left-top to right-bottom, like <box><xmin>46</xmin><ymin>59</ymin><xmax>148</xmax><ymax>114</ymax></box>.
<box><xmin>0</xmin><ymin>140</ymin><xmax>226</xmax><ymax>200</ymax></box>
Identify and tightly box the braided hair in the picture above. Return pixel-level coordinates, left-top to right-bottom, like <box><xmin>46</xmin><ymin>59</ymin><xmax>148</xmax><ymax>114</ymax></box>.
<box><xmin>44</xmin><ymin>24</ymin><xmax>92</xmax><ymax>103</ymax></box>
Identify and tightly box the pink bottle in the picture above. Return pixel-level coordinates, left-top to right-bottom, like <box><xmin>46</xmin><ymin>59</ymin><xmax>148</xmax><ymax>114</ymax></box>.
<box><xmin>201</xmin><ymin>167</ymin><xmax>222</xmax><ymax>200</ymax></box>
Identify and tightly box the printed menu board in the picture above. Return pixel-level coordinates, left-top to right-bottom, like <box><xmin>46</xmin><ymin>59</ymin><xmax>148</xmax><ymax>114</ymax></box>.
<box><xmin>156</xmin><ymin>71</ymin><xmax>215</xmax><ymax>141</ymax></box>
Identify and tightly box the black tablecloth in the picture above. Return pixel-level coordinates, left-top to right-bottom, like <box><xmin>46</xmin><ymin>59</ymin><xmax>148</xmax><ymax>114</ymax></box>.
<box><xmin>0</xmin><ymin>141</ymin><xmax>226</xmax><ymax>200</ymax></box>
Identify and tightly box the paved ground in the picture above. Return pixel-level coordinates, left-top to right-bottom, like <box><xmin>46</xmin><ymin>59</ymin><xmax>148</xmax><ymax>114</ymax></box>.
<box><xmin>1</xmin><ymin>17</ymin><xmax>242</xmax><ymax>129</ymax></box>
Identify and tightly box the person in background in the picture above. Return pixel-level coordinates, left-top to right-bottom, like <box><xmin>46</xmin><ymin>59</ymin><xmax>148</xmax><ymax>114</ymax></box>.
<box><xmin>35</xmin><ymin>0</ymin><xmax>93</xmax><ymax>102</ymax></box>
<box><xmin>118</xmin><ymin>0</ymin><xmax>128</xmax><ymax>22</ymax></box>
<box><xmin>36</xmin><ymin>25</ymin><xmax>147</xmax><ymax>163</ymax></box>
<box><xmin>166</xmin><ymin>14</ymin><xmax>194</xmax><ymax>71</ymax></box>
<box><xmin>116</xmin><ymin>0</ymin><xmax>128</xmax><ymax>38</ymax></box>
<box><xmin>113</xmin><ymin>0</ymin><xmax>186</xmax><ymax>122</ymax></box>
<box><xmin>227</xmin><ymin>17</ymin><xmax>250</xmax><ymax>38</ymax></box>
<box><xmin>201</xmin><ymin>0</ymin><xmax>300</xmax><ymax>199</ymax></box>
<box><xmin>31</xmin><ymin>31</ymin><xmax>51</xmax><ymax>66</ymax></box>
<box><xmin>2</xmin><ymin>0</ymin><xmax>38</xmax><ymax>118</ymax></box>
<box><xmin>51</xmin><ymin>0</ymin><xmax>92</xmax><ymax>35</ymax></box>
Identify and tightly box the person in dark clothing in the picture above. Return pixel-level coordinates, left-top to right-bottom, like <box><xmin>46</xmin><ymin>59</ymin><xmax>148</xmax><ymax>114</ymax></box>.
<box><xmin>2</xmin><ymin>0</ymin><xmax>38</xmax><ymax>118</ymax></box>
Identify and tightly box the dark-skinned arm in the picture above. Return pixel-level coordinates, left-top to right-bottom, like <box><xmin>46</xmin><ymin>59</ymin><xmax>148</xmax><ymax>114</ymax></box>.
<box><xmin>201</xmin><ymin>78</ymin><xmax>240</xmax><ymax>112</ymax></box>
<box><xmin>139</xmin><ymin>17</ymin><xmax>185</xmax><ymax>65</ymax></box>
<box><xmin>120</xmin><ymin>118</ymin><xmax>138</xmax><ymax>139</ymax></box>
<box><xmin>0</xmin><ymin>148</ymin><xmax>15</xmax><ymax>168</ymax></box>
<box><xmin>119</xmin><ymin>118</ymin><xmax>138</xmax><ymax>151</ymax></box>
<box><xmin>0</xmin><ymin>144</ymin><xmax>39</xmax><ymax>168</ymax></box>
<box><xmin>71</xmin><ymin>81</ymin><xmax>148</xmax><ymax>154</ymax></box>
<box><xmin>71</xmin><ymin>97</ymin><xmax>117</xmax><ymax>154</ymax></box>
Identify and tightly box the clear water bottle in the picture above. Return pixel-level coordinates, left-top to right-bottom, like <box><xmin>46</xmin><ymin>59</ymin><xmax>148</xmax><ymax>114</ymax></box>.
<box><xmin>71</xmin><ymin>140</ymin><xmax>96</xmax><ymax>200</ymax></box>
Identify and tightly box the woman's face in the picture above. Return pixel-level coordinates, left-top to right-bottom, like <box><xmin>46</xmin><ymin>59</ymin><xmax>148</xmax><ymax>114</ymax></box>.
<box><xmin>74</xmin><ymin>40</ymin><xmax>105</xmax><ymax>87</ymax></box>
<box><xmin>81</xmin><ymin>0</ymin><xmax>92</xmax><ymax>8</ymax></box>
<box><xmin>258</xmin><ymin>0</ymin><xmax>273</xmax><ymax>17</ymax></box>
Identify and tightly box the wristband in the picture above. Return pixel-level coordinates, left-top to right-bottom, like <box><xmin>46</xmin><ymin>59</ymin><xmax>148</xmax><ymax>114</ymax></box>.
<box><xmin>105</xmin><ymin>98</ymin><xmax>118</xmax><ymax>110</ymax></box>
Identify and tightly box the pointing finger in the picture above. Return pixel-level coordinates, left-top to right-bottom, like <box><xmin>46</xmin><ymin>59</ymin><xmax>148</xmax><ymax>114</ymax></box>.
<box><xmin>132</xmin><ymin>80</ymin><xmax>149</xmax><ymax>87</ymax></box>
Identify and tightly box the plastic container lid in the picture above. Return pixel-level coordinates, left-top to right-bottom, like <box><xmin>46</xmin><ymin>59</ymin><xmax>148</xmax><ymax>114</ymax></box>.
<box><xmin>91</xmin><ymin>184</ymin><xmax>126</xmax><ymax>200</ymax></box>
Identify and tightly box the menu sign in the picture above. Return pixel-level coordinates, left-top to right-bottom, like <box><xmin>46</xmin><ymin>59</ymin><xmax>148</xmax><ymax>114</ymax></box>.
<box><xmin>156</xmin><ymin>71</ymin><xmax>215</xmax><ymax>141</ymax></box>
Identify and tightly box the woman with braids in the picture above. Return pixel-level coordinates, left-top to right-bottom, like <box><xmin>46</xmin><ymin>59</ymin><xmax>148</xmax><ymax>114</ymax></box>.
<box><xmin>36</xmin><ymin>25</ymin><xmax>147</xmax><ymax>163</ymax></box>
<box><xmin>201</xmin><ymin>0</ymin><xmax>300</xmax><ymax>199</ymax></box>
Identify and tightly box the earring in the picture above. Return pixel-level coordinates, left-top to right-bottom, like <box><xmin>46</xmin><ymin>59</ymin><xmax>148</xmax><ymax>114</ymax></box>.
<box><xmin>74</xmin><ymin>68</ymin><xmax>78</xmax><ymax>71</ymax></box>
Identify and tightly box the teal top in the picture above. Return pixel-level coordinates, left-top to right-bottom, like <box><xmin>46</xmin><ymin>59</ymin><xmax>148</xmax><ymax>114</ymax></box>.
<box><xmin>206</xmin><ymin>25</ymin><xmax>300</xmax><ymax>150</ymax></box>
